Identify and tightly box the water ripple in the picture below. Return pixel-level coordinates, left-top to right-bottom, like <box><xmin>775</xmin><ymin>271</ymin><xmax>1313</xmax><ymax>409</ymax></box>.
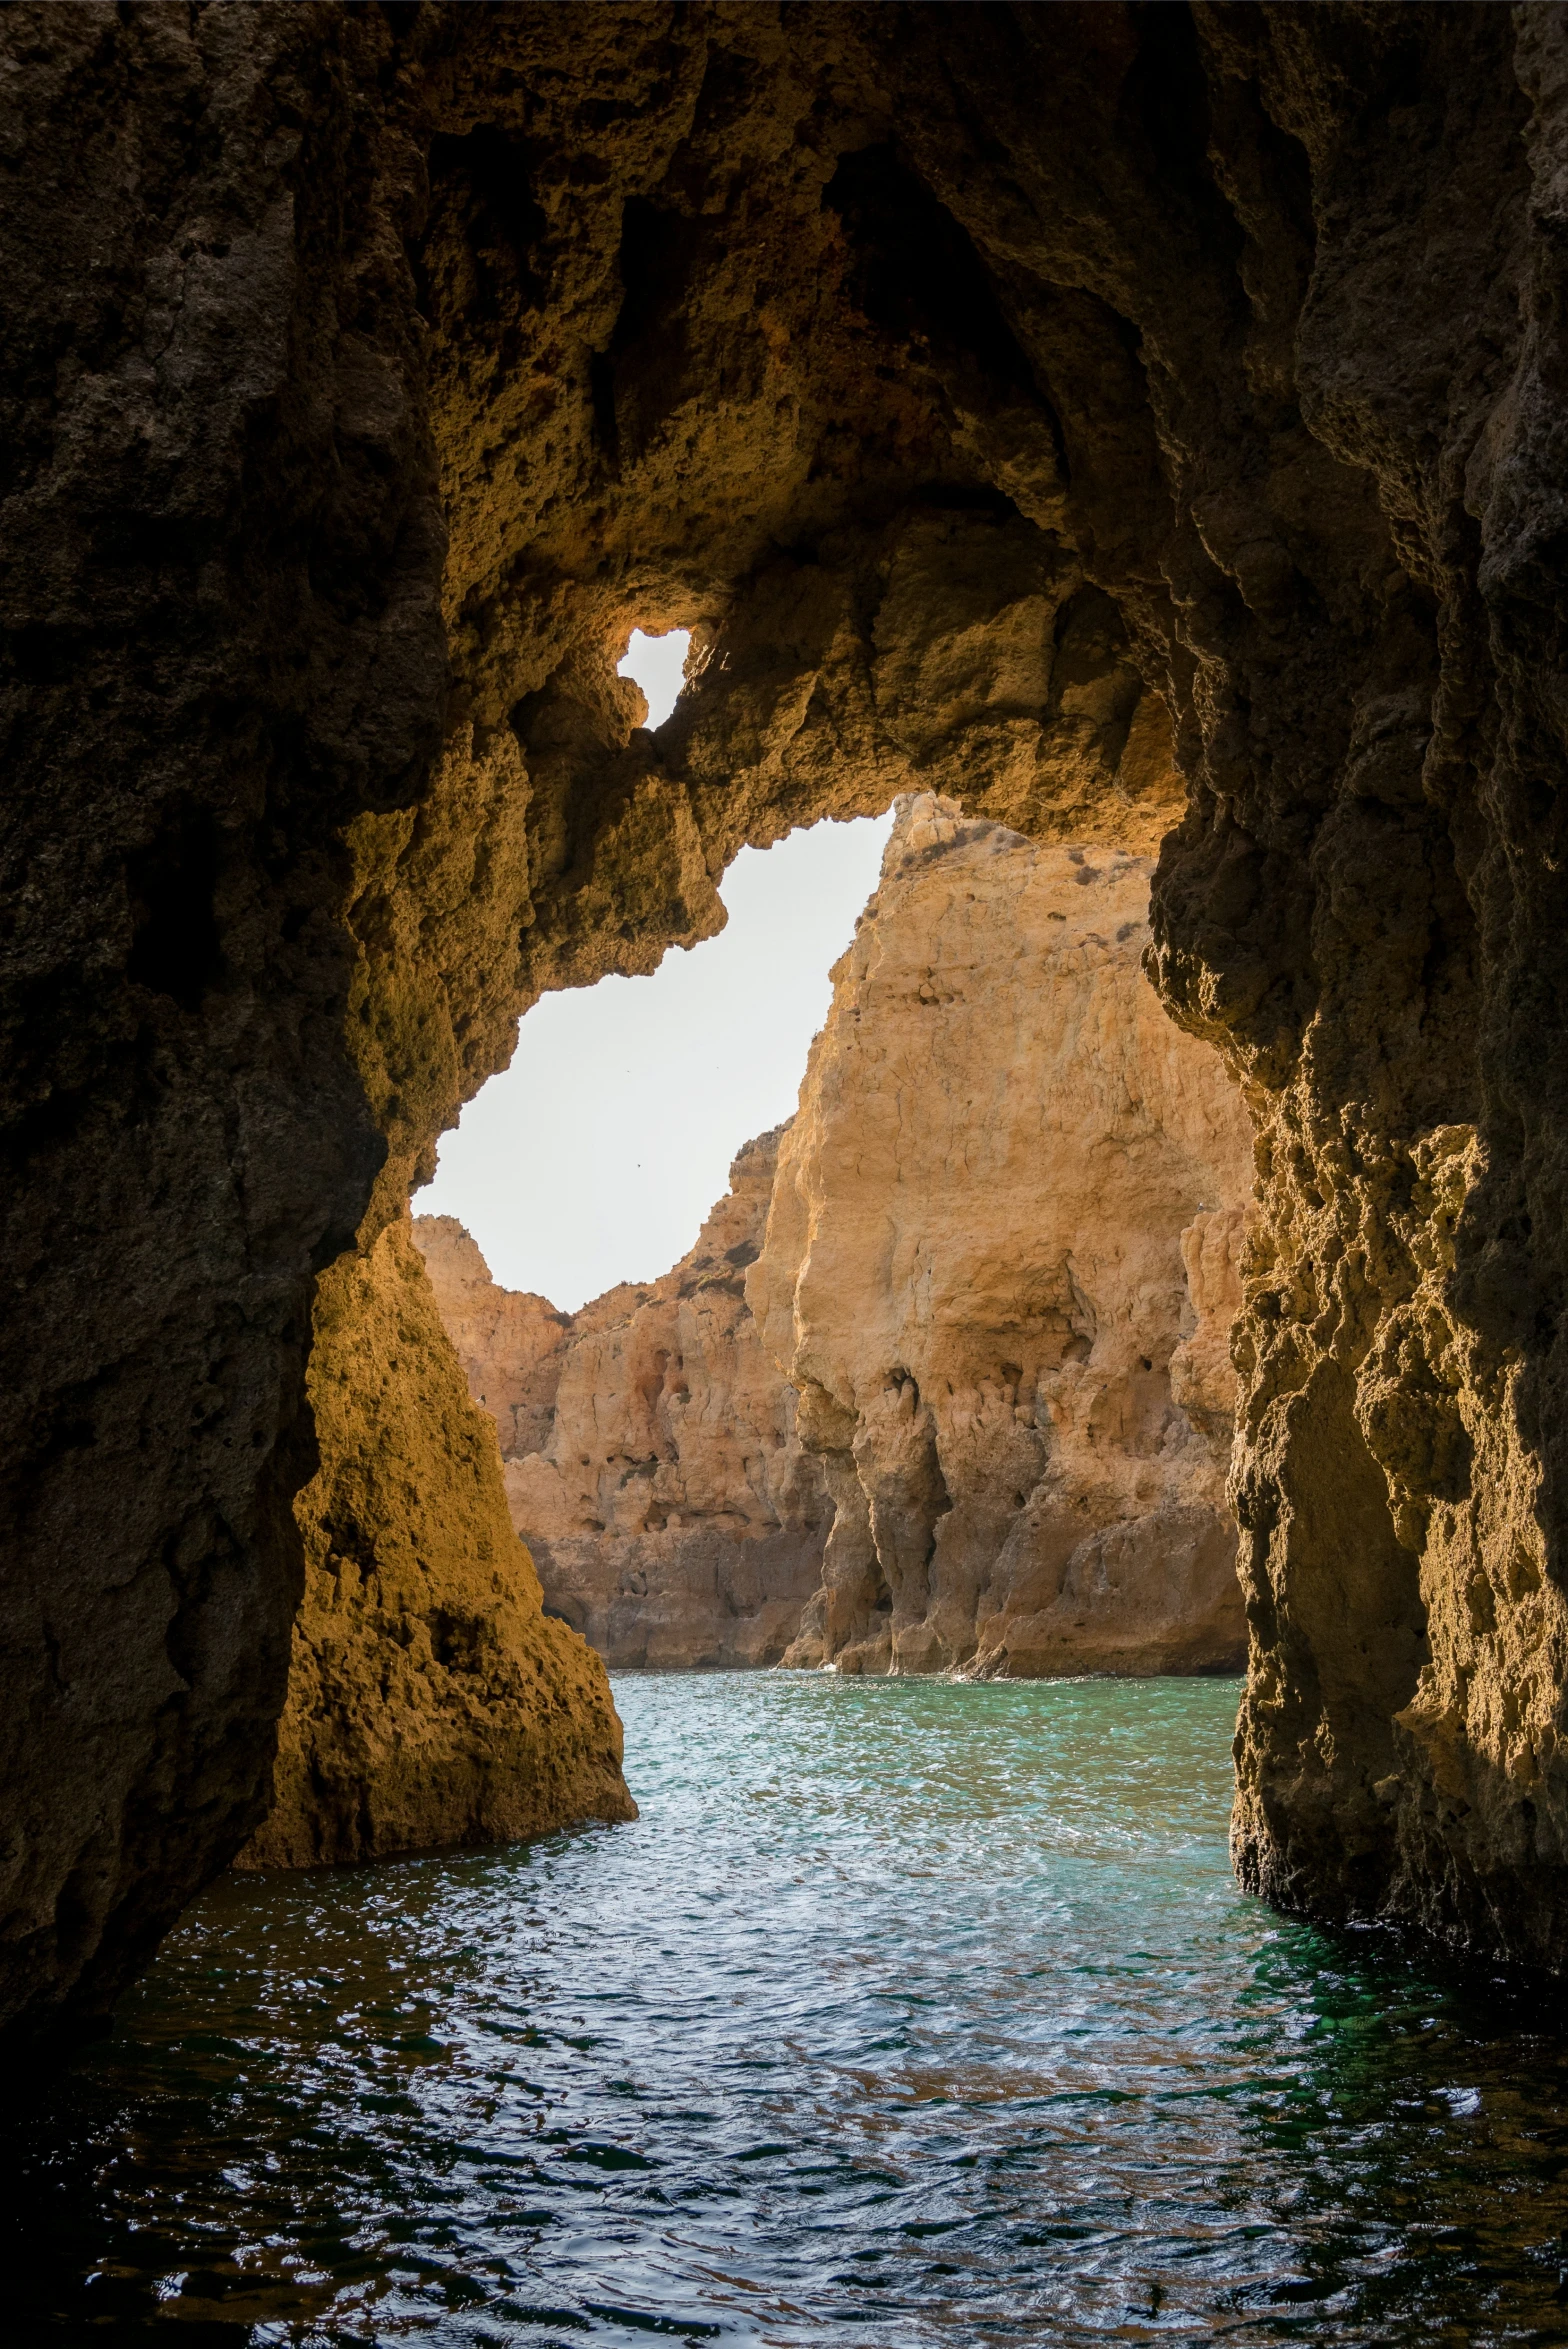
<box><xmin>8</xmin><ymin>1673</ymin><xmax>1568</xmax><ymax>2344</ymax></box>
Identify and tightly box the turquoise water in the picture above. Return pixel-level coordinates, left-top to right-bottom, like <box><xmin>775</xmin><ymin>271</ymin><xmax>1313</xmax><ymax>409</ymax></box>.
<box><xmin>9</xmin><ymin>1672</ymin><xmax>1568</xmax><ymax>2344</ymax></box>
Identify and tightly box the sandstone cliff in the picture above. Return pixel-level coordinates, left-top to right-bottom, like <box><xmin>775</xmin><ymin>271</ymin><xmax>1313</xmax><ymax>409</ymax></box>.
<box><xmin>417</xmin><ymin>1130</ymin><xmax>831</xmax><ymax>1670</ymax></box>
<box><xmin>7</xmin><ymin>1</ymin><xmax>1568</xmax><ymax>2053</ymax></box>
<box><xmin>239</xmin><ymin>1218</ymin><xmax>635</xmax><ymax>1870</ymax></box>
<box><xmin>750</xmin><ymin>795</ymin><xmax>1254</xmax><ymax>1678</ymax></box>
<box><xmin>412</xmin><ymin>1217</ymin><xmax>571</xmax><ymax>1465</ymax></box>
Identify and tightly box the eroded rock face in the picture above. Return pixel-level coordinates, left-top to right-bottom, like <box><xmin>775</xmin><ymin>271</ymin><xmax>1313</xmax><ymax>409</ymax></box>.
<box><xmin>418</xmin><ymin>1131</ymin><xmax>831</xmax><ymax>1670</ymax></box>
<box><xmin>239</xmin><ymin>1218</ymin><xmax>635</xmax><ymax>1870</ymax></box>
<box><xmin>750</xmin><ymin>796</ymin><xmax>1253</xmax><ymax>1677</ymax></box>
<box><xmin>414</xmin><ymin>1217</ymin><xmax>572</xmax><ymax>1464</ymax></box>
<box><xmin>5</xmin><ymin>1</ymin><xmax>1568</xmax><ymax>2050</ymax></box>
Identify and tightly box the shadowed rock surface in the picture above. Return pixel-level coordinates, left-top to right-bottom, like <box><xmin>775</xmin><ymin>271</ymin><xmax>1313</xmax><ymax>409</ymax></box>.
<box><xmin>4</xmin><ymin>1</ymin><xmax>1568</xmax><ymax>2055</ymax></box>
<box><xmin>750</xmin><ymin>794</ymin><xmax>1253</xmax><ymax>1679</ymax></box>
<box><xmin>418</xmin><ymin>1134</ymin><xmax>831</xmax><ymax>1670</ymax></box>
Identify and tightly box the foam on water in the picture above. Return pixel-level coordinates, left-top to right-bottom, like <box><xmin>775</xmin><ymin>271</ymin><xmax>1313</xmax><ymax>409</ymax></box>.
<box><xmin>9</xmin><ymin>1672</ymin><xmax>1568</xmax><ymax>2344</ymax></box>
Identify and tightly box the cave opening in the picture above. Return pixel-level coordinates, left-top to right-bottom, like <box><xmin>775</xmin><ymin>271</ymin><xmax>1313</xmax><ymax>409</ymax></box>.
<box><xmin>414</xmin><ymin>801</ymin><xmax>892</xmax><ymax>1307</ymax></box>
<box><xmin>416</xmin><ymin>607</ymin><xmax>893</xmax><ymax>1311</ymax></box>
<box><xmin>618</xmin><ymin>625</ymin><xmax>692</xmax><ymax>734</ymax></box>
<box><xmin>406</xmin><ymin>780</ymin><xmax>1251</xmax><ymax>1688</ymax></box>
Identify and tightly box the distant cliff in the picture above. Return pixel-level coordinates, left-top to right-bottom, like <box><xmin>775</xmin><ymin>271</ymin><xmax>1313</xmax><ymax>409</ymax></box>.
<box><xmin>417</xmin><ymin>1128</ymin><xmax>830</xmax><ymax>1670</ymax></box>
<box><xmin>748</xmin><ymin>793</ymin><xmax>1256</xmax><ymax>1677</ymax></box>
<box><xmin>425</xmin><ymin>794</ymin><xmax>1253</xmax><ymax>1680</ymax></box>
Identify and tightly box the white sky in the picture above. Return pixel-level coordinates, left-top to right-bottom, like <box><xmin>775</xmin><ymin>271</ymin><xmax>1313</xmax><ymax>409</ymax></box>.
<box><xmin>414</xmin><ymin>629</ymin><xmax>895</xmax><ymax>1309</ymax></box>
<box><xmin>618</xmin><ymin>625</ymin><xmax>689</xmax><ymax>730</ymax></box>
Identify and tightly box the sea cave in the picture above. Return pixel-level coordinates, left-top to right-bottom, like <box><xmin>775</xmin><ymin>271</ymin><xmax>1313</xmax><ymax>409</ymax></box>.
<box><xmin>4</xmin><ymin>3</ymin><xmax>1568</xmax><ymax>2337</ymax></box>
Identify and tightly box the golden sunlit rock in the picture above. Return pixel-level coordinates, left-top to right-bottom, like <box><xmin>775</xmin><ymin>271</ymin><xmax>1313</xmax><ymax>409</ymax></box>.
<box><xmin>750</xmin><ymin>796</ymin><xmax>1254</xmax><ymax>1678</ymax></box>
<box><xmin>238</xmin><ymin>1218</ymin><xmax>634</xmax><ymax>1870</ymax></box>
<box><xmin>420</xmin><ymin>1134</ymin><xmax>830</xmax><ymax>1671</ymax></box>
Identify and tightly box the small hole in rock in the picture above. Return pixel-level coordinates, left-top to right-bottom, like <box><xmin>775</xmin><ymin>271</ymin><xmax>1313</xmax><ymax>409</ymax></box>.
<box><xmin>618</xmin><ymin>627</ymin><xmax>691</xmax><ymax>729</ymax></box>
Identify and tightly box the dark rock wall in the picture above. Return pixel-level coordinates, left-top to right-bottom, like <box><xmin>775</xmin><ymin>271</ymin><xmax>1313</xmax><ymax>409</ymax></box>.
<box><xmin>2</xmin><ymin>0</ymin><xmax>1566</xmax><ymax>2054</ymax></box>
<box><xmin>0</xmin><ymin>4</ymin><xmax>446</xmax><ymax>2061</ymax></box>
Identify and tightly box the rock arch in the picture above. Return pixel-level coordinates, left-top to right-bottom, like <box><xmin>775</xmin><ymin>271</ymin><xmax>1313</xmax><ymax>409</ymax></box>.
<box><xmin>2</xmin><ymin>0</ymin><xmax>1565</xmax><ymax>2056</ymax></box>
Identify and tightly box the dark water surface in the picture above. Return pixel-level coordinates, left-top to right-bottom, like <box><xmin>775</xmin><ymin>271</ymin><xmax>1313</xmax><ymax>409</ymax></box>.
<box><xmin>10</xmin><ymin>1674</ymin><xmax>1568</xmax><ymax>2346</ymax></box>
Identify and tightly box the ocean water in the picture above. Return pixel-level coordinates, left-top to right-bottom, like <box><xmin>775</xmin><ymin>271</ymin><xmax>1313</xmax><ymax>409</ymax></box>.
<box><xmin>9</xmin><ymin>1671</ymin><xmax>1568</xmax><ymax>2346</ymax></box>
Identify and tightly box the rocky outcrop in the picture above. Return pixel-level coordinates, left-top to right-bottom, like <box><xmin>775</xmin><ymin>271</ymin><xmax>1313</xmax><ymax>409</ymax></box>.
<box><xmin>239</xmin><ymin>1218</ymin><xmax>634</xmax><ymax>1870</ymax></box>
<box><xmin>6</xmin><ymin>2</ymin><xmax>1568</xmax><ymax>2053</ymax></box>
<box><xmin>750</xmin><ymin>796</ymin><xmax>1253</xmax><ymax>1677</ymax></box>
<box><xmin>413</xmin><ymin>1217</ymin><xmax>572</xmax><ymax>1465</ymax></box>
<box><xmin>418</xmin><ymin>1130</ymin><xmax>831</xmax><ymax>1670</ymax></box>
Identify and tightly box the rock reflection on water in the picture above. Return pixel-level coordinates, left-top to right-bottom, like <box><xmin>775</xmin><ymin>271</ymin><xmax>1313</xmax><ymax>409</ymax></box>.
<box><xmin>9</xmin><ymin>1673</ymin><xmax>1568</xmax><ymax>2345</ymax></box>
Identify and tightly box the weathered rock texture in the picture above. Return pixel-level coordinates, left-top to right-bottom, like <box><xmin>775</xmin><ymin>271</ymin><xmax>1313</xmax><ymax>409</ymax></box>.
<box><xmin>751</xmin><ymin>795</ymin><xmax>1253</xmax><ymax>1678</ymax></box>
<box><xmin>237</xmin><ymin>1218</ymin><xmax>634</xmax><ymax>1870</ymax></box>
<box><xmin>5</xmin><ymin>0</ymin><xmax>1568</xmax><ymax>2054</ymax></box>
<box><xmin>418</xmin><ymin>1130</ymin><xmax>831</xmax><ymax>1669</ymax></box>
<box><xmin>414</xmin><ymin>1219</ymin><xmax>573</xmax><ymax>1466</ymax></box>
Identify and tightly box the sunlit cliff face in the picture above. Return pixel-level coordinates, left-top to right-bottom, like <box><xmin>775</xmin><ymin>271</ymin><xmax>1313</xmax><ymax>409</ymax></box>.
<box><xmin>747</xmin><ymin>796</ymin><xmax>1255</xmax><ymax>1685</ymax></box>
<box><xmin>3</xmin><ymin>2</ymin><xmax>1568</xmax><ymax>2061</ymax></box>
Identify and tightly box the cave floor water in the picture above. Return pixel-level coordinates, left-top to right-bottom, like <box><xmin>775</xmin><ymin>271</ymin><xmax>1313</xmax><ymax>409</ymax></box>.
<box><xmin>11</xmin><ymin>1674</ymin><xmax>1568</xmax><ymax>2347</ymax></box>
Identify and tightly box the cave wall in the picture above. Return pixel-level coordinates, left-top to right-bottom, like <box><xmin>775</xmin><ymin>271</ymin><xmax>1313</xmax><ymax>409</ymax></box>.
<box><xmin>0</xmin><ymin>3</ymin><xmax>447</xmax><ymax>2062</ymax></box>
<box><xmin>3</xmin><ymin>0</ymin><xmax>1568</xmax><ymax>2054</ymax></box>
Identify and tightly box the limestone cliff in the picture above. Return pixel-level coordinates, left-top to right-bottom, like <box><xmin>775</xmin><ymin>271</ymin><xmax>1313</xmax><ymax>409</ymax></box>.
<box><xmin>6</xmin><ymin>1</ymin><xmax>1568</xmax><ymax>2053</ymax></box>
<box><xmin>418</xmin><ymin>1131</ymin><xmax>831</xmax><ymax>1670</ymax></box>
<box><xmin>413</xmin><ymin>1217</ymin><xmax>571</xmax><ymax>1465</ymax></box>
<box><xmin>239</xmin><ymin>1218</ymin><xmax>634</xmax><ymax>1870</ymax></box>
<box><xmin>750</xmin><ymin>795</ymin><xmax>1253</xmax><ymax>1677</ymax></box>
